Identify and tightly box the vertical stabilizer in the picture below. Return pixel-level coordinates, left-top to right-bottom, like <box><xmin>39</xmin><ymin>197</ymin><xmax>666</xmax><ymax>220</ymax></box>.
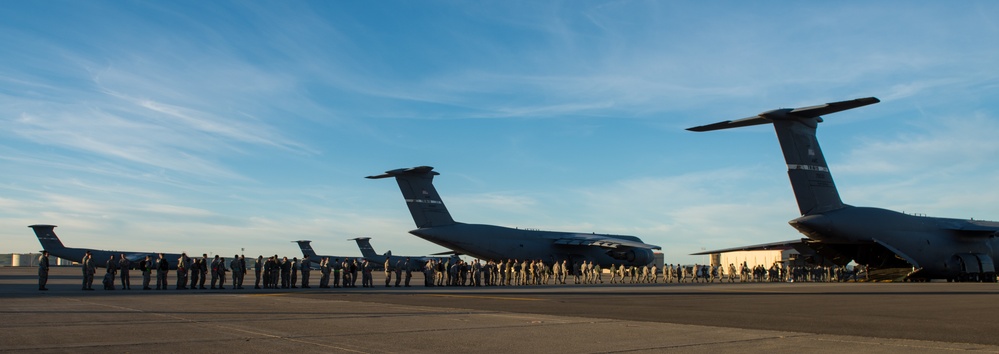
<box><xmin>772</xmin><ymin>118</ymin><xmax>842</xmax><ymax>215</ymax></box>
<box><xmin>687</xmin><ymin>97</ymin><xmax>879</xmax><ymax>215</ymax></box>
<box><xmin>294</xmin><ymin>240</ymin><xmax>319</xmax><ymax>259</ymax></box>
<box><xmin>350</xmin><ymin>237</ymin><xmax>379</xmax><ymax>258</ymax></box>
<box><xmin>366</xmin><ymin>166</ymin><xmax>456</xmax><ymax>228</ymax></box>
<box><xmin>29</xmin><ymin>224</ymin><xmax>66</xmax><ymax>250</ymax></box>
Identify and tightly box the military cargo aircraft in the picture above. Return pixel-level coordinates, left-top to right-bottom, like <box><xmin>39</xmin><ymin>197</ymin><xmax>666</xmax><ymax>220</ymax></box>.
<box><xmin>367</xmin><ymin>166</ymin><xmax>661</xmax><ymax>267</ymax></box>
<box><xmin>687</xmin><ymin>97</ymin><xmax>999</xmax><ymax>281</ymax></box>
<box><xmin>348</xmin><ymin>237</ymin><xmax>460</xmax><ymax>269</ymax></box>
<box><xmin>293</xmin><ymin>240</ymin><xmax>361</xmax><ymax>268</ymax></box>
<box><xmin>29</xmin><ymin>224</ymin><xmax>186</xmax><ymax>269</ymax></box>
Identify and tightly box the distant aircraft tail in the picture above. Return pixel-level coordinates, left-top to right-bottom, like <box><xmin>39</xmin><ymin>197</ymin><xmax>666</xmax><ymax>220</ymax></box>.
<box><xmin>366</xmin><ymin>166</ymin><xmax>457</xmax><ymax>228</ymax></box>
<box><xmin>294</xmin><ymin>240</ymin><xmax>320</xmax><ymax>260</ymax></box>
<box><xmin>350</xmin><ymin>237</ymin><xmax>380</xmax><ymax>258</ymax></box>
<box><xmin>29</xmin><ymin>224</ymin><xmax>66</xmax><ymax>251</ymax></box>
<box><xmin>688</xmin><ymin>97</ymin><xmax>879</xmax><ymax>215</ymax></box>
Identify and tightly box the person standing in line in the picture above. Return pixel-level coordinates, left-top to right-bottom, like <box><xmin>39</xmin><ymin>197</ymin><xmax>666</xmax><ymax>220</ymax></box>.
<box><xmin>105</xmin><ymin>255</ymin><xmax>118</xmax><ymax>290</ymax></box>
<box><xmin>189</xmin><ymin>258</ymin><xmax>200</xmax><ymax>290</ymax></box>
<box><xmin>332</xmin><ymin>258</ymin><xmax>342</xmax><ymax>288</ymax></box>
<box><xmin>280</xmin><ymin>257</ymin><xmax>291</xmax><ymax>289</ymax></box>
<box><xmin>319</xmin><ymin>257</ymin><xmax>330</xmax><ymax>288</ymax></box>
<box><xmin>139</xmin><ymin>255</ymin><xmax>152</xmax><ymax>290</ymax></box>
<box><xmin>198</xmin><ymin>254</ymin><xmax>209</xmax><ymax>289</ymax></box>
<box><xmin>239</xmin><ymin>255</ymin><xmax>247</xmax><ymax>288</ymax></box>
<box><xmin>350</xmin><ymin>259</ymin><xmax>360</xmax><ymax>288</ymax></box>
<box><xmin>384</xmin><ymin>256</ymin><xmax>393</xmax><ymax>287</ymax></box>
<box><xmin>263</xmin><ymin>257</ymin><xmax>274</xmax><ymax>288</ymax></box>
<box><xmin>230</xmin><ymin>255</ymin><xmax>242</xmax><ymax>289</ymax></box>
<box><xmin>364</xmin><ymin>259</ymin><xmax>374</xmax><ymax>287</ymax></box>
<box><xmin>210</xmin><ymin>255</ymin><xmax>220</xmax><ymax>289</ymax></box>
<box><xmin>403</xmin><ymin>258</ymin><xmax>412</xmax><ymax>287</ymax></box>
<box><xmin>217</xmin><ymin>257</ymin><xmax>227</xmax><ymax>289</ymax></box>
<box><xmin>155</xmin><ymin>253</ymin><xmax>168</xmax><ymax>290</ymax></box>
<box><xmin>300</xmin><ymin>255</ymin><xmax>311</xmax><ymax>288</ymax></box>
<box><xmin>82</xmin><ymin>251</ymin><xmax>96</xmax><ymax>290</ymax></box>
<box><xmin>38</xmin><ymin>251</ymin><xmax>50</xmax><ymax>291</ymax></box>
<box><xmin>290</xmin><ymin>257</ymin><xmax>299</xmax><ymax>288</ymax></box>
<box><xmin>175</xmin><ymin>253</ymin><xmax>188</xmax><ymax>290</ymax></box>
<box><xmin>394</xmin><ymin>259</ymin><xmax>406</xmax><ymax>288</ymax></box>
<box><xmin>117</xmin><ymin>253</ymin><xmax>131</xmax><ymax>290</ymax></box>
<box><xmin>255</xmin><ymin>255</ymin><xmax>264</xmax><ymax>289</ymax></box>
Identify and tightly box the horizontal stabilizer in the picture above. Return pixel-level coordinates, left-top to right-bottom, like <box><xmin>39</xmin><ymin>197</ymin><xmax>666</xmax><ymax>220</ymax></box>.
<box><xmin>686</xmin><ymin>97</ymin><xmax>879</xmax><ymax>132</ymax></box>
<box><xmin>366</xmin><ymin>166</ymin><xmax>437</xmax><ymax>179</ymax></box>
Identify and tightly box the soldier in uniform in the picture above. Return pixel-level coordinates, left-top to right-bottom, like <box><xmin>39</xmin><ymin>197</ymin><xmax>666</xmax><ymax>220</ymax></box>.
<box><xmin>230</xmin><ymin>255</ymin><xmax>242</xmax><ymax>289</ymax></box>
<box><xmin>210</xmin><ymin>255</ymin><xmax>221</xmax><ymax>289</ymax></box>
<box><xmin>239</xmin><ymin>255</ymin><xmax>247</xmax><ymax>287</ymax></box>
<box><xmin>332</xmin><ymin>258</ymin><xmax>342</xmax><ymax>288</ymax></box>
<box><xmin>155</xmin><ymin>253</ymin><xmax>168</xmax><ymax>290</ymax></box>
<box><xmin>350</xmin><ymin>258</ymin><xmax>360</xmax><ymax>287</ymax></box>
<box><xmin>290</xmin><ymin>257</ymin><xmax>299</xmax><ymax>288</ymax></box>
<box><xmin>319</xmin><ymin>257</ymin><xmax>330</xmax><ymax>288</ymax></box>
<box><xmin>394</xmin><ymin>259</ymin><xmax>403</xmax><ymax>287</ymax></box>
<box><xmin>217</xmin><ymin>257</ymin><xmax>227</xmax><ymax>289</ymax></box>
<box><xmin>384</xmin><ymin>256</ymin><xmax>393</xmax><ymax>287</ymax></box>
<box><xmin>189</xmin><ymin>258</ymin><xmax>200</xmax><ymax>289</ymax></box>
<box><xmin>403</xmin><ymin>257</ymin><xmax>412</xmax><ymax>287</ymax></box>
<box><xmin>105</xmin><ymin>255</ymin><xmax>118</xmax><ymax>290</ymax></box>
<box><xmin>278</xmin><ymin>257</ymin><xmax>289</xmax><ymax>288</ymax></box>
<box><xmin>199</xmin><ymin>254</ymin><xmax>209</xmax><ymax>289</ymax></box>
<box><xmin>255</xmin><ymin>255</ymin><xmax>264</xmax><ymax>289</ymax></box>
<box><xmin>361</xmin><ymin>259</ymin><xmax>373</xmax><ymax>287</ymax></box>
<box><xmin>176</xmin><ymin>253</ymin><xmax>188</xmax><ymax>290</ymax></box>
<box><xmin>82</xmin><ymin>251</ymin><xmax>96</xmax><ymax>290</ymax></box>
<box><xmin>263</xmin><ymin>256</ymin><xmax>274</xmax><ymax>288</ymax></box>
<box><xmin>300</xmin><ymin>255</ymin><xmax>311</xmax><ymax>288</ymax></box>
<box><xmin>140</xmin><ymin>255</ymin><xmax>152</xmax><ymax>290</ymax></box>
<box><xmin>117</xmin><ymin>253</ymin><xmax>131</xmax><ymax>290</ymax></box>
<box><xmin>38</xmin><ymin>251</ymin><xmax>49</xmax><ymax>291</ymax></box>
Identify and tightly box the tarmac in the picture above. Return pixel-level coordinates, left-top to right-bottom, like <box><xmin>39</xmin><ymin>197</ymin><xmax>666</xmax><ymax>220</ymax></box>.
<box><xmin>3</xmin><ymin>267</ymin><xmax>999</xmax><ymax>353</ymax></box>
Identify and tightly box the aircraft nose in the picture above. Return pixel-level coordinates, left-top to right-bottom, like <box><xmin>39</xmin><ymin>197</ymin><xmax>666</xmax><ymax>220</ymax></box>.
<box><xmin>789</xmin><ymin>214</ymin><xmax>831</xmax><ymax>238</ymax></box>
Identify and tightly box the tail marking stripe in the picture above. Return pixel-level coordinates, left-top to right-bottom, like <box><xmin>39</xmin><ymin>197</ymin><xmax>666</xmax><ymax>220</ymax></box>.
<box><xmin>787</xmin><ymin>164</ymin><xmax>829</xmax><ymax>172</ymax></box>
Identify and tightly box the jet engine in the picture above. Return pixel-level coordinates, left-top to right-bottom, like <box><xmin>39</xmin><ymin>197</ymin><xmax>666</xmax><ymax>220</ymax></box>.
<box><xmin>607</xmin><ymin>248</ymin><xmax>654</xmax><ymax>265</ymax></box>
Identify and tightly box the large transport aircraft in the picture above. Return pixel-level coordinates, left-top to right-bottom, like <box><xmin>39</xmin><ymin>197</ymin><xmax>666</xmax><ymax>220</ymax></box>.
<box><xmin>687</xmin><ymin>97</ymin><xmax>999</xmax><ymax>282</ymax></box>
<box><xmin>347</xmin><ymin>237</ymin><xmax>460</xmax><ymax>269</ymax></box>
<box><xmin>29</xmin><ymin>224</ymin><xmax>185</xmax><ymax>269</ymax></box>
<box><xmin>294</xmin><ymin>238</ymin><xmax>457</xmax><ymax>271</ymax></box>
<box><xmin>367</xmin><ymin>166</ymin><xmax>661</xmax><ymax>267</ymax></box>
<box><xmin>294</xmin><ymin>240</ymin><xmax>361</xmax><ymax>267</ymax></box>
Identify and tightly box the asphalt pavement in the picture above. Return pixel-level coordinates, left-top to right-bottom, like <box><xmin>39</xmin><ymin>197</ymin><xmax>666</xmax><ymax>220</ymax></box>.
<box><xmin>2</xmin><ymin>267</ymin><xmax>998</xmax><ymax>353</ymax></box>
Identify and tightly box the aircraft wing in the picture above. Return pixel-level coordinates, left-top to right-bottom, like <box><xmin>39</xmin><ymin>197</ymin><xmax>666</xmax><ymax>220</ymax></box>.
<box><xmin>553</xmin><ymin>234</ymin><xmax>661</xmax><ymax>250</ymax></box>
<box><xmin>124</xmin><ymin>253</ymin><xmax>154</xmax><ymax>262</ymax></box>
<box><xmin>689</xmin><ymin>239</ymin><xmax>804</xmax><ymax>255</ymax></box>
<box><xmin>942</xmin><ymin>221</ymin><xmax>999</xmax><ymax>238</ymax></box>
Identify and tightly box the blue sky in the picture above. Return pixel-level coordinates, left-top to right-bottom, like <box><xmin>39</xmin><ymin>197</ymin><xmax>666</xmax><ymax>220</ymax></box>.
<box><xmin>2</xmin><ymin>1</ymin><xmax>999</xmax><ymax>264</ymax></box>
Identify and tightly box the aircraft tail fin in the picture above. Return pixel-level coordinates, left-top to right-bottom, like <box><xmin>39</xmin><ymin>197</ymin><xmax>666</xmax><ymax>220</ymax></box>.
<box><xmin>366</xmin><ymin>166</ymin><xmax>456</xmax><ymax>228</ymax></box>
<box><xmin>688</xmin><ymin>97</ymin><xmax>879</xmax><ymax>215</ymax></box>
<box><xmin>29</xmin><ymin>224</ymin><xmax>66</xmax><ymax>251</ymax></box>
<box><xmin>349</xmin><ymin>237</ymin><xmax>380</xmax><ymax>258</ymax></box>
<box><xmin>294</xmin><ymin>240</ymin><xmax>319</xmax><ymax>260</ymax></box>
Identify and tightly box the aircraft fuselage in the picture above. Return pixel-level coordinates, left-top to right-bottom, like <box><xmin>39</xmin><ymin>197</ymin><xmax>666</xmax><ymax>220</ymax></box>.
<box><xmin>409</xmin><ymin>223</ymin><xmax>655</xmax><ymax>267</ymax></box>
<box><xmin>789</xmin><ymin>206</ymin><xmax>999</xmax><ymax>278</ymax></box>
